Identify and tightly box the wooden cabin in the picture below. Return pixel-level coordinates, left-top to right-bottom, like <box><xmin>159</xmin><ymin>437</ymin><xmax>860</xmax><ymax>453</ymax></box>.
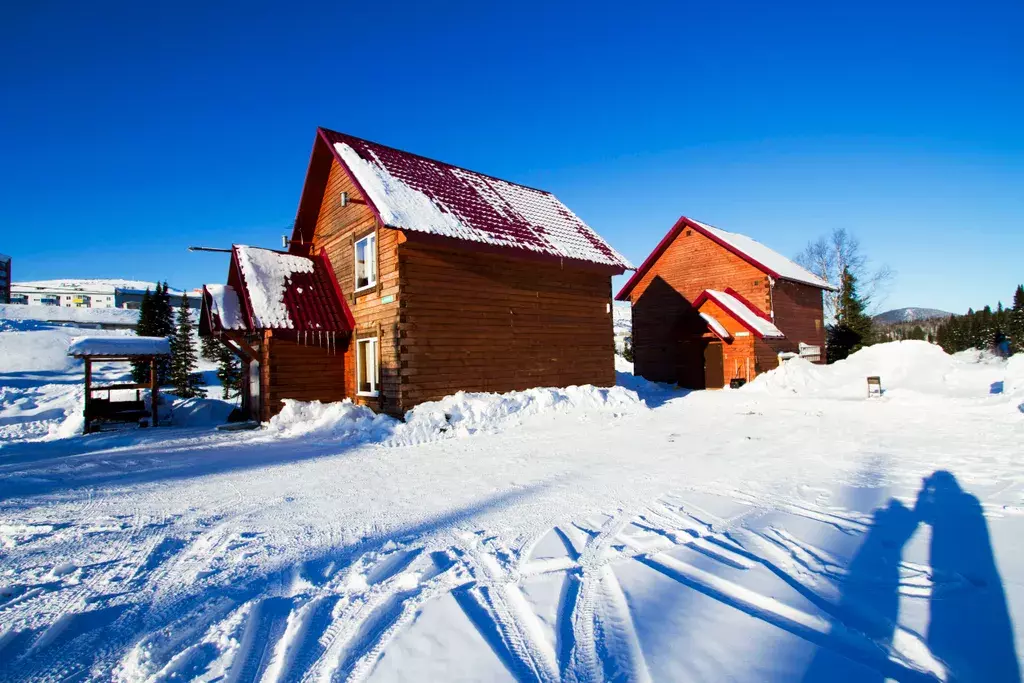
<box><xmin>201</xmin><ymin>128</ymin><xmax>632</xmax><ymax>421</ymax></box>
<box><xmin>615</xmin><ymin>216</ymin><xmax>837</xmax><ymax>389</ymax></box>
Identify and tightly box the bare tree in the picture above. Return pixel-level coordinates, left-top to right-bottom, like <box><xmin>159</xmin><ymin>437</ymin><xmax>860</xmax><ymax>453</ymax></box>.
<box><xmin>796</xmin><ymin>227</ymin><xmax>894</xmax><ymax>321</ymax></box>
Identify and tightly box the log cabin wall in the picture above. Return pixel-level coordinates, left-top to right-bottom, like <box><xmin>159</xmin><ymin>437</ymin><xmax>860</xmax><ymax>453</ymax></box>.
<box><xmin>308</xmin><ymin>159</ymin><xmax>403</xmax><ymax>416</ymax></box>
<box><xmin>397</xmin><ymin>240</ymin><xmax>616</xmax><ymax>406</ymax></box>
<box><xmin>261</xmin><ymin>333</ymin><xmax>348</xmax><ymax>422</ymax></box>
<box><xmin>626</xmin><ymin>227</ymin><xmax>770</xmax><ymax>387</ymax></box>
<box><xmin>258</xmin><ymin>158</ymin><xmax>403</xmax><ymax>420</ymax></box>
<box><xmin>767</xmin><ymin>279</ymin><xmax>826</xmax><ymax>362</ymax></box>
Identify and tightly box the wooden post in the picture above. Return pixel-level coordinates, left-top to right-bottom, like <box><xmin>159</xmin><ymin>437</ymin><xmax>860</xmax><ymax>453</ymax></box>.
<box><xmin>150</xmin><ymin>357</ymin><xmax>159</xmax><ymax>427</ymax></box>
<box><xmin>83</xmin><ymin>357</ymin><xmax>93</xmax><ymax>434</ymax></box>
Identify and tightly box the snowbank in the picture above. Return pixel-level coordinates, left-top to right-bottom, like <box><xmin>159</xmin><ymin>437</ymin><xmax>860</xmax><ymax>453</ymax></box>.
<box><xmin>1004</xmin><ymin>354</ymin><xmax>1024</xmax><ymax>413</ymax></box>
<box><xmin>745</xmin><ymin>341</ymin><xmax>1011</xmax><ymax>401</ymax></box>
<box><xmin>394</xmin><ymin>385</ymin><xmax>642</xmax><ymax>445</ymax></box>
<box><xmin>263</xmin><ymin>384</ymin><xmax>644</xmax><ymax>446</ymax></box>
<box><xmin>0</xmin><ymin>303</ymin><xmax>138</xmax><ymax>326</ymax></box>
<box><xmin>0</xmin><ymin>324</ymin><xmax>132</xmax><ymax>373</ymax></box>
<box><xmin>170</xmin><ymin>397</ymin><xmax>240</xmax><ymax>428</ymax></box>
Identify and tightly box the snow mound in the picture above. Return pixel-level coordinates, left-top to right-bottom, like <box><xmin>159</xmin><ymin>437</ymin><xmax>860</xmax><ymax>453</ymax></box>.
<box><xmin>745</xmin><ymin>341</ymin><xmax>1009</xmax><ymax>401</ymax></box>
<box><xmin>1004</xmin><ymin>354</ymin><xmax>1024</xmax><ymax>413</ymax></box>
<box><xmin>170</xmin><ymin>398</ymin><xmax>239</xmax><ymax>428</ymax></box>
<box><xmin>394</xmin><ymin>385</ymin><xmax>642</xmax><ymax>445</ymax></box>
<box><xmin>263</xmin><ymin>385</ymin><xmax>643</xmax><ymax>446</ymax></box>
<box><xmin>263</xmin><ymin>399</ymin><xmax>395</xmax><ymax>441</ymax></box>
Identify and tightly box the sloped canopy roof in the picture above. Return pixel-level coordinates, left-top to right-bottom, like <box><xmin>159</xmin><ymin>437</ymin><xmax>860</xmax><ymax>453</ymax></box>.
<box><xmin>200</xmin><ymin>246</ymin><xmax>354</xmax><ymax>336</ymax></box>
<box><xmin>694</xmin><ymin>288</ymin><xmax>785</xmax><ymax>339</ymax></box>
<box><xmin>68</xmin><ymin>336</ymin><xmax>170</xmax><ymax>357</ymax></box>
<box><xmin>290</xmin><ymin>128</ymin><xmax>631</xmax><ymax>272</ymax></box>
<box><xmin>616</xmin><ymin>216</ymin><xmax>836</xmax><ymax>300</ymax></box>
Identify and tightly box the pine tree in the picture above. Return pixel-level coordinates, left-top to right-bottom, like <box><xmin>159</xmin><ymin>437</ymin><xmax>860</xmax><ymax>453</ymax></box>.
<box><xmin>131</xmin><ymin>288</ymin><xmax>155</xmax><ymax>383</ymax></box>
<box><xmin>1010</xmin><ymin>285</ymin><xmax>1024</xmax><ymax>354</ymax></box>
<box><xmin>152</xmin><ymin>283</ymin><xmax>175</xmax><ymax>384</ymax></box>
<box><xmin>216</xmin><ymin>344</ymin><xmax>244</xmax><ymax>401</ymax></box>
<box><xmin>622</xmin><ymin>335</ymin><xmax>634</xmax><ymax>363</ymax></box>
<box><xmin>168</xmin><ymin>293</ymin><xmax>206</xmax><ymax>398</ymax></box>
<box><xmin>200</xmin><ymin>334</ymin><xmax>222</xmax><ymax>364</ymax></box>
<box><xmin>826</xmin><ymin>267</ymin><xmax>874</xmax><ymax>363</ymax></box>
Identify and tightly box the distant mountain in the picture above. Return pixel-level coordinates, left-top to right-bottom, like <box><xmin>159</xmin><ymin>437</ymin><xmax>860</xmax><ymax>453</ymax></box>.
<box><xmin>873</xmin><ymin>307</ymin><xmax>952</xmax><ymax>324</ymax></box>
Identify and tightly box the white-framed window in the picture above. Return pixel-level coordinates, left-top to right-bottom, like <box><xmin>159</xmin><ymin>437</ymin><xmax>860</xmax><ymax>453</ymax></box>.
<box><xmin>356</xmin><ymin>337</ymin><xmax>379</xmax><ymax>397</ymax></box>
<box><xmin>354</xmin><ymin>233</ymin><xmax>377</xmax><ymax>292</ymax></box>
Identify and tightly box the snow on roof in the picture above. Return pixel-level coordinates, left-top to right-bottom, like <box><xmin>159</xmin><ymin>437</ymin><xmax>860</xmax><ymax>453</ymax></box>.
<box><xmin>204</xmin><ymin>284</ymin><xmax>245</xmax><ymax>331</ymax></box>
<box><xmin>67</xmin><ymin>336</ymin><xmax>171</xmax><ymax>357</ymax></box>
<box><xmin>699</xmin><ymin>289</ymin><xmax>785</xmax><ymax>339</ymax></box>
<box><xmin>688</xmin><ymin>220</ymin><xmax>835</xmax><ymax>290</ymax></box>
<box><xmin>324</xmin><ymin>132</ymin><xmax>631</xmax><ymax>269</ymax></box>
<box><xmin>234</xmin><ymin>246</ymin><xmax>315</xmax><ymax>329</ymax></box>
<box><xmin>699</xmin><ymin>311</ymin><xmax>732</xmax><ymax>340</ymax></box>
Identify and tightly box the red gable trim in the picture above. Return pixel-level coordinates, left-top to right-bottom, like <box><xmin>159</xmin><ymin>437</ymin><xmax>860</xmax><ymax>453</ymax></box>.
<box><xmin>615</xmin><ymin>215</ymin><xmax>829</xmax><ymax>301</ymax></box>
<box><xmin>693</xmin><ymin>289</ymin><xmax>775</xmax><ymax>340</ymax></box>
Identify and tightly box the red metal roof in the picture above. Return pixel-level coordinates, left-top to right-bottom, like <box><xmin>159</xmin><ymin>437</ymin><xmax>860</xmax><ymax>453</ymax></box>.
<box><xmin>203</xmin><ymin>247</ymin><xmax>354</xmax><ymax>336</ymax></box>
<box><xmin>293</xmin><ymin>128</ymin><xmax>631</xmax><ymax>271</ymax></box>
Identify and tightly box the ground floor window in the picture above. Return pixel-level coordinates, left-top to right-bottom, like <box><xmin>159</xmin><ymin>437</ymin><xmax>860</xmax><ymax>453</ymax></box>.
<box><xmin>357</xmin><ymin>337</ymin><xmax>379</xmax><ymax>397</ymax></box>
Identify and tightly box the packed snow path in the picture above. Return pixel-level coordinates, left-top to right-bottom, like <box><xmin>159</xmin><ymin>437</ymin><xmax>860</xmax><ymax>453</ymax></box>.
<box><xmin>1</xmin><ymin>347</ymin><xmax>1022</xmax><ymax>681</ymax></box>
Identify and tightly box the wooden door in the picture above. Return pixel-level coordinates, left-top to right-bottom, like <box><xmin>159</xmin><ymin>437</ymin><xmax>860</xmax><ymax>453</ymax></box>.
<box><xmin>704</xmin><ymin>342</ymin><xmax>724</xmax><ymax>389</ymax></box>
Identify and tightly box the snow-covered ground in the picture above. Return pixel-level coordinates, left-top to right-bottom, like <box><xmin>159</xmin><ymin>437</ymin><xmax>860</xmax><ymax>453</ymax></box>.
<box><xmin>0</xmin><ymin>328</ymin><xmax>1022</xmax><ymax>682</ymax></box>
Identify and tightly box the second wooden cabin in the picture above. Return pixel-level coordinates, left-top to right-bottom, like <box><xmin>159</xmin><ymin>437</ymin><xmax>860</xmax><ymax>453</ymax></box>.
<box><xmin>616</xmin><ymin>216</ymin><xmax>837</xmax><ymax>389</ymax></box>
<box><xmin>200</xmin><ymin>128</ymin><xmax>632</xmax><ymax>420</ymax></box>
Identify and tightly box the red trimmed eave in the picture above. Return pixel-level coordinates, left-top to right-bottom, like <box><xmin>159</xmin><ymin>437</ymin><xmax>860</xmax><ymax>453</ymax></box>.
<box><xmin>287</xmin><ymin>129</ymin><xmax>390</xmax><ymax>256</ymax></box>
<box><xmin>615</xmin><ymin>215</ymin><xmax>834</xmax><ymax>301</ymax></box>
<box><xmin>692</xmin><ymin>289</ymin><xmax>772</xmax><ymax>340</ymax></box>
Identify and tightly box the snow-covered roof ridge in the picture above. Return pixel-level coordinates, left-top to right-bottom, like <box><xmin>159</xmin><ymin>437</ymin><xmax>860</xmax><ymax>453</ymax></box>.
<box><xmin>234</xmin><ymin>246</ymin><xmax>315</xmax><ymax>330</ymax></box>
<box><xmin>688</xmin><ymin>219</ymin><xmax>835</xmax><ymax>290</ymax></box>
<box><xmin>698</xmin><ymin>289</ymin><xmax>785</xmax><ymax>339</ymax></box>
<box><xmin>321</xmin><ymin>131</ymin><xmax>632</xmax><ymax>270</ymax></box>
<box><xmin>67</xmin><ymin>336</ymin><xmax>171</xmax><ymax>357</ymax></box>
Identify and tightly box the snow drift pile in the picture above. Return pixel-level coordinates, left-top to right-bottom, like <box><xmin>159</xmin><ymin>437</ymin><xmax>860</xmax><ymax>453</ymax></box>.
<box><xmin>745</xmin><ymin>340</ymin><xmax>1019</xmax><ymax>404</ymax></box>
<box><xmin>264</xmin><ymin>384</ymin><xmax>644</xmax><ymax>447</ymax></box>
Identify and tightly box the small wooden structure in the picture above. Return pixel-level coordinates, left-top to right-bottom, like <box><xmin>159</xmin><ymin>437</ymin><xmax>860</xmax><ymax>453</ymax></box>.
<box><xmin>616</xmin><ymin>216</ymin><xmax>838</xmax><ymax>389</ymax></box>
<box><xmin>68</xmin><ymin>336</ymin><xmax>171</xmax><ymax>434</ymax></box>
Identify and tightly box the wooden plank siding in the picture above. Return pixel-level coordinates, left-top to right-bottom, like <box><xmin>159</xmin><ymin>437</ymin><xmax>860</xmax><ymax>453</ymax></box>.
<box><xmin>397</xmin><ymin>240</ymin><xmax>616</xmax><ymax>406</ymax></box>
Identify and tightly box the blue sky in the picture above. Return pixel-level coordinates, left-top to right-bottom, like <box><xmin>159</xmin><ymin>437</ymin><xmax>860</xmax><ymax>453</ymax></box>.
<box><xmin>2</xmin><ymin>0</ymin><xmax>1021</xmax><ymax>313</ymax></box>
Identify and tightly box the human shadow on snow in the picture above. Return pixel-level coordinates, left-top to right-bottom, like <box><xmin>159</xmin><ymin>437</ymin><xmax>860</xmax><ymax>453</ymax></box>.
<box><xmin>803</xmin><ymin>470</ymin><xmax>1020</xmax><ymax>683</ymax></box>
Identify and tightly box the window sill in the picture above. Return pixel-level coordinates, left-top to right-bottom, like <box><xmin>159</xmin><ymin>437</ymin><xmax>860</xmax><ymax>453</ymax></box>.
<box><xmin>353</xmin><ymin>283</ymin><xmax>377</xmax><ymax>296</ymax></box>
<box><xmin>357</xmin><ymin>391</ymin><xmax>379</xmax><ymax>398</ymax></box>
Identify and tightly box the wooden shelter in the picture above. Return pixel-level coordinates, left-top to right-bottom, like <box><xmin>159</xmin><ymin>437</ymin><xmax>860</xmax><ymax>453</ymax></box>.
<box><xmin>201</xmin><ymin>128</ymin><xmax>632</xmax><ymax>421</ymax></box>
<box><xmin>616</xmin><ymin>216</ymin><xmax>837</xmax><ymax>389</ymax></box>
<box><xmin>67</xmin><ymin>336</ymin><xmax>170</xmax><ymax>434</ymax></box>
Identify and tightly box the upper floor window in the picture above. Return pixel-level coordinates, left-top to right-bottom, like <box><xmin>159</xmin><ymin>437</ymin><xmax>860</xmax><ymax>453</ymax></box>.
<box><xmin>354</xmin><ymin>233</ymin><xmax>377</xmax><ymax>292</ymax></box>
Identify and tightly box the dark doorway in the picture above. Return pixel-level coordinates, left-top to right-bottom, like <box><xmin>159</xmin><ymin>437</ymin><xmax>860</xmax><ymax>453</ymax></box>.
<box><xmin>704</xmin><ymin>341</ymin><xmax>724</xmax><ymax>389</ymax></box>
